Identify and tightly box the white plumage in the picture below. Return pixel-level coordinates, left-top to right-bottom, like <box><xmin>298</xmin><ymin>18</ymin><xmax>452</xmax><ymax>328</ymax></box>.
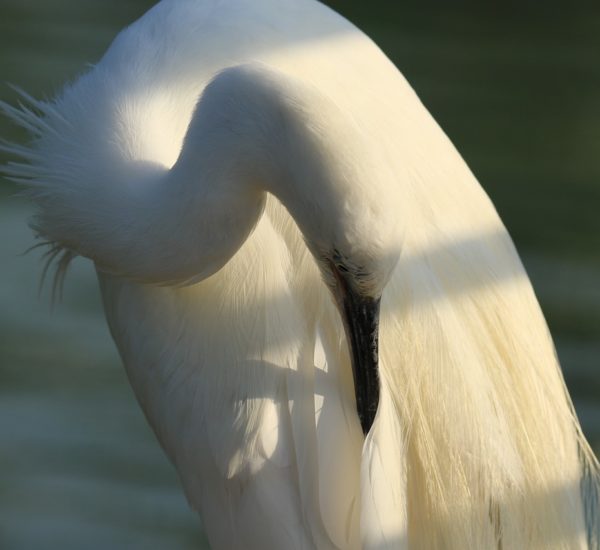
<box><xmin>1</xmin><ymin>0</ymin><xmax>598</xmax><ymax>548</ymax></box>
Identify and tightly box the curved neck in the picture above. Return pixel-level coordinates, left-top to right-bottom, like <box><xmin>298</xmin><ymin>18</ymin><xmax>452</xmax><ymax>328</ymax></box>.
<box><xmin>85</xmin><ymin>64</ymin><xmax>365</xmax><ymax>284</ymax></box>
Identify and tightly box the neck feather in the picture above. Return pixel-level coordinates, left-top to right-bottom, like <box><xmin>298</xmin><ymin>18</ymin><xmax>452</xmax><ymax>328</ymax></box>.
<box><xmin>27</xmin><ymin>64</ymin><xmax>372</xmax><ymax>285</ymax></box>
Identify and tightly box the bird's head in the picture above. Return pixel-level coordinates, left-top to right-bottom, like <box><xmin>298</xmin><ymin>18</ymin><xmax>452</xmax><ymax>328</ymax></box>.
<box><xmin>266</xmin><ymin>77</ymin><xmax>404</xmax><ymax>435</ymax></box>
<box><xmin>315</xmin><ymin>245</ymin><xmax>392</xmax><ymax>436</ymax></box>
<box><xmin>301</xmin><ymin>177</ymin><xmax>402</xmax><ymax>435</ymax></box>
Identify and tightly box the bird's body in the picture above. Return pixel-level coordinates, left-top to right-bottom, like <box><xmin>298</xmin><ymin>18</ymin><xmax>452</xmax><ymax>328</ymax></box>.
<box><xmin>1</xmin><ymin>0</ymin><xmax>599</xmax><ymax>548</ymax></box>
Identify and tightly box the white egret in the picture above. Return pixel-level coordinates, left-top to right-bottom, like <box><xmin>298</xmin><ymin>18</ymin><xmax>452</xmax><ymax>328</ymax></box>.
<box><xmin>1</xmin><ymin>0</ymin><xmax>599</xmax><ymax>548</ymax></box>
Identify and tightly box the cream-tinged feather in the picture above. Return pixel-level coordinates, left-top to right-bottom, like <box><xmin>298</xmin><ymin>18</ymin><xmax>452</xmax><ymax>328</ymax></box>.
<box><xmin>1</xmin><ymin>0</ymin><xmax>598</xmax><ymax>548</ymax></box>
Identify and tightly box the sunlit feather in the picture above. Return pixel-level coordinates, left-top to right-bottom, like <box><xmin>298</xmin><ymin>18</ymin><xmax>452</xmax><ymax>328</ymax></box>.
<box><xmin>1</xmin><ymin>0</ymin><xmax>598</xmax><ymax>548</ymax></box>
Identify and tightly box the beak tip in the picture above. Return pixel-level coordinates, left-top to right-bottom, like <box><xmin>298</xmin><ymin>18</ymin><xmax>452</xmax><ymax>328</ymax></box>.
<box><xmin>359</xmin><ymin>404</ymin><xmax>378</xmax><ymax>435</ymax></box>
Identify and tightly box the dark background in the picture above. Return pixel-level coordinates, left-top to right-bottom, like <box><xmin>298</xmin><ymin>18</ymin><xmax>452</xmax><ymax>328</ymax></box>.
<box><xmin>1</xmin><ymin>1</ymin><xmax>598</xmax><ymax>548</ymax></box>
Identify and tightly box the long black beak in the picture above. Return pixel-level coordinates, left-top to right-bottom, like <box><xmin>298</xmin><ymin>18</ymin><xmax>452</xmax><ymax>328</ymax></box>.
<box><xmin>339</xmin><ymin>290</ymin><xmax>381</xmax><ymax>436</ymax></box>
<box><xmin>327</xmin><ymin>260</ymin><xmax>381</xmax><ymax>435</ymax></box>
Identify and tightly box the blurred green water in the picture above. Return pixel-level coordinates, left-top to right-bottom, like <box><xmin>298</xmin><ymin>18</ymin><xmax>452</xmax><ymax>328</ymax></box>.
<box><xmin>0</xmin><ymin>1</ymin><xmax>598</xmax><ymax>548</ymax></box>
